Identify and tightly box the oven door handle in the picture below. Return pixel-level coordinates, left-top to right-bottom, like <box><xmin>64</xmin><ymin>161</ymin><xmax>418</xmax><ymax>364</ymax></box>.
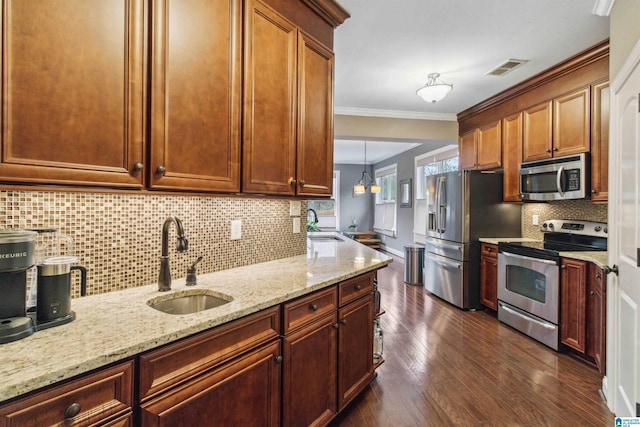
<box><xmin>556</xmin><ymin>166</ymin><xmax>565</xmax><ymax>197</ymax></box>
<box><xmin>500</xmin><ymin>251</ymin><xmax>558</xmax><ymax>266</ymax></box>
<box><xmin>500</xmin><ymin>303</ymin><xmax>557</xmax><ymax>330</ymax></box>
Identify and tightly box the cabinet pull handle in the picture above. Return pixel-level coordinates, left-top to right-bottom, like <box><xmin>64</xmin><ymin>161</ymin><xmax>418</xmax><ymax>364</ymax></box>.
<box><xmin>64</xmin><ymin>402</ymin><xmax>82</xmax><ymax>419</ymax></box>
<box><xmin>156</xmin><ymin>165</ymin><xmax>166</xmax><ymax>175</ymax></box>
<box><xmin>310</xmin><ymin>303</ymin><xmax>318</xmax><ymax>311</ymax></box>
<box><xmin>299</xmin><ymin>180</ymin><xmax>305</xmax><ymax>187</ymax></box>
<box><xmin>133</xmin><ymin>162</ymin><xmax>144</xmax><ymax>172</ymax></box>
<box><xmin>288</xmin><ymin>177</ymin><xmax>297</xmax><ymax>186</ymax></box>
<box><xmin>340</xmin><ymin>319</ymin><xmax>347</xmax><ymax>325</ymax></box>
<box><xmin>275</xmin><ymin>355</ymin><xmax>283</xmax><ymax>364</ymax></box>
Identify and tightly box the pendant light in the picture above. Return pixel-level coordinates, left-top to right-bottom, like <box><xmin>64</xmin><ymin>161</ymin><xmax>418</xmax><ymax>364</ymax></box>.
<box><xmin>416</xmin><ymin>73</ymin><xmax>453</xmax><ymax>103</ymax></box>
<box><xmin>353</xmin><ymin>141</ymin><xmax>381</xmax><ymax>197</ymax></box>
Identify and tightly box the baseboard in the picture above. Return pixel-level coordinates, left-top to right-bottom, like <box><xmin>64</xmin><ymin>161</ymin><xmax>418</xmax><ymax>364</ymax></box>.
<box><xmin>381</xmin><ymin>246</ymin><xmax>404</xmax><ymax>258</ymax></box>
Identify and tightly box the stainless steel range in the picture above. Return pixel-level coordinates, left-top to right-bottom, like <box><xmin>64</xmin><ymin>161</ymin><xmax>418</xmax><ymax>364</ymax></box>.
<box><xmin>497</xmin><ymin>220</ymin><xmax>607</xmax><ymax>350</ymax></box>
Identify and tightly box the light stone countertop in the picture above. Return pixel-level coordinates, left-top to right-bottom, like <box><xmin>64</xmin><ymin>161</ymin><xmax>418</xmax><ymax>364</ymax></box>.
<box><xmin>0</xmin><ymin>232</ymin><xmax>392</xmax><ymax>402</ymax></box>
<box><xmin>478</xmin><ymin>237</ymin><xmax>609</xmax><ymax>268</ymax></box>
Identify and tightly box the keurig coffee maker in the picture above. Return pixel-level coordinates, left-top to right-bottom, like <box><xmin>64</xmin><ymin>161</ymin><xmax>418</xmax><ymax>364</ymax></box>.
<box><xmin>0</xmin><ymin>229</ymin><xmax>37</xmax><ymax>343</ymax></box>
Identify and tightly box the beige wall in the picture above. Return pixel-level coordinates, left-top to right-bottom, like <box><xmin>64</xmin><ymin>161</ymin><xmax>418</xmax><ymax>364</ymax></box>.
<box><xmin>610</xmin><ymin>0</ymin><xmax>640</xmax><ymax>79</ymax></box>
<box><xmin>335</xmin><ymin>114</ymin><xmax>458</xmax><ymax>140</ymax></box>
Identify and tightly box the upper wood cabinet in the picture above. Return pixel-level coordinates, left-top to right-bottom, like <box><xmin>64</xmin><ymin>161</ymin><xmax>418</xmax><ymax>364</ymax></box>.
<box><xmin>0</xmin><ymin>0</ymin><xmax>145</xmax><ymax>188</ymax></box>
<box><xmin>590</xmin><ymin>80</ymin><xmax>610</xmax><ymax>202</ymax></box>
<box><xmin>148</xmin><ymin>0</ymin><xmax>241</xmax><ymax>192</ymax></box>
<box><xmin>523</xmin><ymin>87</ymin><xmax>590</xmax><ymax>162</ymax></box>
<box><xmin>242</xmin><ymin>0</ymin><xmax>334</xmax><ymax>196</ymax></box>
<box><xmin>502</xmin><ymin>112</ymin><xmax>523</xmax><ymax>202</ymax></box>
<box><xmin>459</xmin><ymin>120</ymin><xmax>502</xmax><ymax>170</ymax></box>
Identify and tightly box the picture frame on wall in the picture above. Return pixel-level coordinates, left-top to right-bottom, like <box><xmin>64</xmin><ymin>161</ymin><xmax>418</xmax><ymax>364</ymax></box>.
<box><xmin>400</xmin><ymin>179</ymin><xmax>412</xmax><ymax>208</ymax></box>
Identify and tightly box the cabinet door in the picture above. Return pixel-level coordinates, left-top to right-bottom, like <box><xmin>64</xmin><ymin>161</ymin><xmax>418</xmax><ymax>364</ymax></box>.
<box><xmin>295</xmin><ymin>32</ymin><xmax>334</xmax><ymax>197</ymax></box>
<box><xmin>479</xmin><ymin>244</ymin><xmax>498</xmax><ymax>311</ymax></box>
<box><xmin>149</xmin><ymin>0</ymin><xmax>241</xmax><ymax>191</ymax></box>
<box><xmin>338</xmin><ymin>294</ymin><xmax>374</xmax><ymax>410</ymax></box>
<box><xmin>141</xmin><ymin>340</ymin><xmax>281</xmax><ymax>427</ymax></box>
<box><xmin>502</xmin><ymin>112</ymin><xmax>523</xmax><ymax>202</ymax></box>
<box><xmin>282</xmin><ymin>313</ymin><xmax>338</xmax><ymax>427</ymax></box>
<box><xmin>523</xmin><ymin>101</ymin><xmax>553</xmax><ymax>161</ymax></box>
<box><xmin>458</xmin><ymin>130</ymin><xmax>477</xmax><ymax>170</ymax></box>
<box><xmin>0</xmin><ymin>0</ymin><xmax>145</xmax><ymax>188</ymax></box>
<box><xmin>553</xmin><ymin>87</ymin><xmax>590</xmax><ymax>157</ymax></box>
<box><xmin>476</xmin><ymin>120</ymin><xmax>502</xmax><ymax>170</ymax></box>
<box><xmin>590</xmin><ymin>81</ymin><xmax>609</xmax><ymax>202</ymax></box>
<box><xmin>587</xmin><ymin>263</ymin><xmax>606</xmax><ymax>374</ymax></box>
<box><xmin>243</xmin><ymin>0</ymin><xmax>297</xmax><ymax>195</ymax></box>
<box><xmin>560</xmin><ymin>258</ymin><xmax>587</xmax><ymax>352</ymax></box>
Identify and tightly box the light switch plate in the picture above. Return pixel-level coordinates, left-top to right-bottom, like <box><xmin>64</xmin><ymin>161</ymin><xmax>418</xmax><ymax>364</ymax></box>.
<box><xmin>230</xmin><ymin>220</ymin><xmax>242</xmax><ymax>240</ymax></box>
<box><xmin>532</xmin><ymin>215</ymin><xmax>539</xmax><ymax>226</ymax></box>
<box><xmin>289</xmin><ymin>201</ymin><xmax>301</xmax><ymax>217</ymax></box>
<box><xmin>293</xmin><ymin>217</ymin><xmax>301</xmax><ymax>234</ymax></box>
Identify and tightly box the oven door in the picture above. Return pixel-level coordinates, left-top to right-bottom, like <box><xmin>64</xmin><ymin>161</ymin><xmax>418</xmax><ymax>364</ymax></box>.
<box><xmin>497</xmin><ymin>251</ymin><xmax>560</xmax><ymax>324</ymax></box>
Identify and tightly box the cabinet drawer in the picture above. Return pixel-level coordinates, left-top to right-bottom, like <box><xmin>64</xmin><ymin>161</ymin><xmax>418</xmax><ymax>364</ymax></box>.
<box><xmin>0</xmin><ymin>360</ymin><xmax>133</xmax><ymax>427</ymax></box>
<box><xmin>139</xmin><ymin>306</ymin><xmax>280</xmax><ymax>401</ymax></box>
<box><xmin>283</xmin><ymin>286</ymin><xmax>337</xmax><ymax>334</ymax></box>
<box><xmin>338</xmin><ymin>272</ymin><xmax>374</xmax><ymax>307</ymax></box>
<box><xmin>481</xmin><ymin>243</ymin><xmax>498</xmax><ymax>259</ymax></box>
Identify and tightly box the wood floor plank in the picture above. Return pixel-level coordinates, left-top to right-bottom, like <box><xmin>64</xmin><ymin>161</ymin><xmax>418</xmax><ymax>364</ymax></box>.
<box><xmin>330</xmin><ymin>253</ymin><xmax>614</xmax><ymax>426</ymax></box>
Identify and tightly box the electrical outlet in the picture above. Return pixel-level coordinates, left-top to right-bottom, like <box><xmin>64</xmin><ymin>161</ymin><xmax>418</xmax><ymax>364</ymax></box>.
<box><xmin>532</xmin><ymin>215</ymin><xmax>539</xmax><ymax>226</ymax></box>
<box><xmin>289</xmin><ymin>200</ymin><xmax>301</xmax><ymax>217</ymax></box>
<box><xmin>293</xmin><ymin>217</ymin><xmax>301</xmax><ymax>233</ymax></box>
<box><xmin>230</xmin><ymin>220</ymin><xmax>242</xmax><ymax>240</ymax></box>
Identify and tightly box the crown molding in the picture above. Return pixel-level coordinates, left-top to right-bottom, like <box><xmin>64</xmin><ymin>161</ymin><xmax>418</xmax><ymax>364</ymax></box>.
<box><xmin>334</xmin><ymin>107</ymin><xmax>458</xmax><ymax>122</ymax></box>
<box><xmin>301</xmin><ymin>0</ymin><xmax>350</xmax><ymax>27</ymax></box>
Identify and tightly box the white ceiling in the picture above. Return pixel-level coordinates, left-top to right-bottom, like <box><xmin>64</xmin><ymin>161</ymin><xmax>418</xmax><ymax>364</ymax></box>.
<box><xmin>332</xmin><ymin>0</ymin><xmax>610</xmax><ymax>164</ymax></box>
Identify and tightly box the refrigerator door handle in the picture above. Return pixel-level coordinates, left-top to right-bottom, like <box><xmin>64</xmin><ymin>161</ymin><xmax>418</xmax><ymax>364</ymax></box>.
<box><xmin>434</xmin><ymin>177</ymin><xmax>441</xmax><ymax>233</ymax></box>
<box><xmin>438</xmin><ymin>176</ymin><xmax>447</xmax><ymax>233</ymax></box>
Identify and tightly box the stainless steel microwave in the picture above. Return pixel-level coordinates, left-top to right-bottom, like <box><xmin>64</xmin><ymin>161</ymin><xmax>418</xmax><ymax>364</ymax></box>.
<box><xmin>519</xmin><ymin>153</ymin><xmax>590</xmax><ymax>201</ymax></box>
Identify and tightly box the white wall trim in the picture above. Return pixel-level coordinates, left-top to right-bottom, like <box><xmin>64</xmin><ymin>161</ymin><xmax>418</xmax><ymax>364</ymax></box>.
<box><xmin>381</xmin><ymin>245</ymin><xmax>403</xmax><ymax>258</ymax></box>
<box><xmin>592</xmin><ymin>0</ymin><xmax>615</xmax><ymax>16</ymax></box>
<box><xmin>335</xmin><ymin>106</ymin><xmax>458</xmax><ymax>122</ymax></box>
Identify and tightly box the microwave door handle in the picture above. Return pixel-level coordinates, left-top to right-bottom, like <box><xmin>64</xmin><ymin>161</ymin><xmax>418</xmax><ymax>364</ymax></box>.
<box><xmin>556</xmin><ymin>166</ymin><xmax>565</xmax><ymax>197</ymax></box>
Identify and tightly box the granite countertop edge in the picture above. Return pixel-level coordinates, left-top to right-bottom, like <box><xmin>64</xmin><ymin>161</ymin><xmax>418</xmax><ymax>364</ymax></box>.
<box><xmin>0</xmin><ymin>232</ymin><xmax>392</xmax><ymax>402</ymax></box>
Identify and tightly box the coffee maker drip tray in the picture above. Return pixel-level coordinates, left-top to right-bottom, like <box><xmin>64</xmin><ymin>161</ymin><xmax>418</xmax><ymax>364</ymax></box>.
<box><xmin>30</xmin><ymin>311</ymin><xmax>76</xmax><ymax>331</ymax></box>
<box><xmin>0</xmin><ymin>316</ymin><xmax>35</xmax><ymax>344</ymax></box>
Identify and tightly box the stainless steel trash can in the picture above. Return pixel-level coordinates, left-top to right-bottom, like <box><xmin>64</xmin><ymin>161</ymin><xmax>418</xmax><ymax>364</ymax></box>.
<box><xmin>404</xmin><ymin>244</ymin><xmax>425</xmax><ymax>285</ymax></box>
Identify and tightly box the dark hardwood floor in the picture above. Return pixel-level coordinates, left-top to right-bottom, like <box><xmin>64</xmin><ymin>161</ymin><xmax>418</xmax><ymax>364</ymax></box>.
<box><xmin>331</xmin><ymin>253</ymin><xmax>614</xmax><ymax>426</ymax></box>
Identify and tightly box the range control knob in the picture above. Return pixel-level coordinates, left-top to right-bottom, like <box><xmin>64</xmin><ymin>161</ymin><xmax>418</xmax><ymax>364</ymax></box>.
<box><xmin>594</xmin><ymin>226</ymin><xmax>602</xmax><ymax>232</ymax></box>
<box><xmin>548</xmin><ymin>223</ymin><xmax>554</xmax><ymax>229</ymax></box>
<box><xmin>542</xmin><ymin>223</ymin><xmax>548</xmax><ymax>228</ymax></box>
<box><xmin>604</xmin><ymin>227</ymin><xmax>608</xmax><ymax>233</ymax></box>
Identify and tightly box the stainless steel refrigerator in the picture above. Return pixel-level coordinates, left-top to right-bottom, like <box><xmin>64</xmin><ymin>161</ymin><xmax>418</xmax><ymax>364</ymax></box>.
<box><xmin>424</xmin><ymin>170</ymin><xmax>521</xmax><ymax>309</ymax></box>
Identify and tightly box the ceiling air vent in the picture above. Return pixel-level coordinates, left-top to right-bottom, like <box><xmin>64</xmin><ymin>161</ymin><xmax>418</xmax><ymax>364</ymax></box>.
<box><xmin>486</xmin><ymin>59</ymin><xmax>528</xmax><ymax>76</ymax></box>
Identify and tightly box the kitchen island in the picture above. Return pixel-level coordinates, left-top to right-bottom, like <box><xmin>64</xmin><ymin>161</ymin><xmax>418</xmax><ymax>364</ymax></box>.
<box><xmin>0</xmin><ymin>232</ymin><xmax>391</xmax><ymax>403</ymax></box>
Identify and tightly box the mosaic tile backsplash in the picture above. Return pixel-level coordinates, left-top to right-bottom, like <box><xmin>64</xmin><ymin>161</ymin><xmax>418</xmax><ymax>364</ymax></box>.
<box><xmin>0</xmin><ymin>191</ymin><xmax>307</xmax><ymax>297</ymax></box>
<box><xmin>522</xmin><ymin>200</ymin><xmax>608</xmax><ymax>239</ymax></box>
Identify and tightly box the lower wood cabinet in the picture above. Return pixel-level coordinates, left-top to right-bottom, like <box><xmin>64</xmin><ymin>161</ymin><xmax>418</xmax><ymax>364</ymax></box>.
<box><xmin>560</xmin><ymin>258</ymin><xmax>606</xmax><ymax>372</ymax></box>
<box><xmin>479</xmin><ymin>243</ymin><xmax>499</xmax><ymax>310</ymax></box>
<box><xmin>0</xmin><ymin>360</ymin><xmax>134</xmax><ymax>427</ymax></box>
<box><xmin>140</xmin><ymin>340</ymin><xmax>282</xmax><ymax>427</ymax></box>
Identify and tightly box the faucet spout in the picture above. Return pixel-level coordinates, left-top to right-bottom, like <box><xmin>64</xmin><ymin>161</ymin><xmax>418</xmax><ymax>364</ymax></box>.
<box><xmin>158</xmin><ymin>216</ymin><xmax>188</xmax><ymax>292</ymax></box>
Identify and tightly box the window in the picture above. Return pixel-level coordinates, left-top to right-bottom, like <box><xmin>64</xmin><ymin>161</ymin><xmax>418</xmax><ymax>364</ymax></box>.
<box><xmin>308</xmin><ymin>171</ymin><xmax>339</xmax><ymax>230</ymax></box>
<box><xmin>413</xmin><ymin>145</ymin><xmax>459</xmax><ymax>243</ymax></box>
<box><xmin>373</xmin><ymin>164</ymin><xmax>396</xmax><ymax>237</ymax></box>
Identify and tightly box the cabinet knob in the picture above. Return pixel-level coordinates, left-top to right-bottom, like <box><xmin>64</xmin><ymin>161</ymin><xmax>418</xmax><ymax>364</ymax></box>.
<box><xmin>493</xmin><ymin>263</ymin><xmax>497</xmax><ymax>267</ymax></box>
<box><xmin>310</xmin><ymin>303</ymin><xmax>318</xmax><ymax>311</ymax></box>
<box><xmin>590</xmin><ymin>290</ymin><xmax>596</xmax><ymax>295</ymax></box>
<box><xmin>546</xmin><ymin>149</ymin><xmax>551</xmax><ymax>153</ymax></box>
<box><xmin>156</xmin><ymin>165</ymin><xmax>166</xmax><ymax>175</ymax></box>
<box><xmin>355</xmin><ymin>284</ymin><xmax>361</xmax><ymax>290</ymax></box>
<box><xmin>299</xmin><ymin>180</ymin><xmax>305</xmax><ymax>187</ymax></box>
<box><xmin>592</xmin><ymin>189</ymin><xmax>597</xmax><ymax>194</ymax></box>
<box><xmin>132</xmin><ymin>162</ymin><xmax>144</xmax><ymax>172</ymax></box>
<box><xmin>275</xmin><ymin>355</ymin><xmax>283</xmax><ymax>364</ymax></box>
<box><xmin>340</xmin><ymin>319</ymin><xmax>347</xmax><ymax>325</ymax></box>
<box><xmin>596</xmin><ymin>274</ymin><xmax>601</xmax><ymax>280</ymax></box>
<box><xmin>553</xmin><ymin>147</ymin><xmax>558</xmax><ymax>151</ymax></box>
<box><xmin>333</xmin><ymin>323</ymin><xmax>339</xmax><ymax>329</ymax></box>
<box><xmin>64</xmin><ymin>402</ymin><xmax>82</xmax><ymax>419</ymax></box>
<box><xmin>288</xmin><ymin>177</ymin><xmax>297</xmax><ymax>186</ymax></box>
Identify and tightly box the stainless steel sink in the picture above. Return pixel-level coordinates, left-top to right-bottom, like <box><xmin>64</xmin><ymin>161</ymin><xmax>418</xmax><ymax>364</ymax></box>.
<box><xmin>148</xmin><ymin>291</ymin><xmax>232</xmax><ymax>315</ymax></box>
<box><xmin>308</xmin><ymin>235</ymin><xmax>343</xmax><ymax>242</ymax></box>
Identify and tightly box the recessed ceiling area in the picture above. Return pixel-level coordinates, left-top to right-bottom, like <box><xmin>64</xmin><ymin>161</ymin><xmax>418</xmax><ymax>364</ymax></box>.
<box><xmin>332</xmin><ymin>0</ymin><xmax>610</xmax><ymax>164</ymax></box>
<box><xmin>334</xmin><ymin>138</ymin><xmax>450</xmax><ymax>164</ymax></box>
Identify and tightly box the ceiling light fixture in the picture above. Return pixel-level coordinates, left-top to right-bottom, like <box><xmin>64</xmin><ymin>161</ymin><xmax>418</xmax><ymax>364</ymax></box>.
<box><xmin>353</xmin><ymin>141</ymin><xmax>381</xmax><ymax>197</ymax></box>
<box><xmin>416</xmin><ymin>73</ymin><xmax>453</xmax><ymax>103</ymax></box>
